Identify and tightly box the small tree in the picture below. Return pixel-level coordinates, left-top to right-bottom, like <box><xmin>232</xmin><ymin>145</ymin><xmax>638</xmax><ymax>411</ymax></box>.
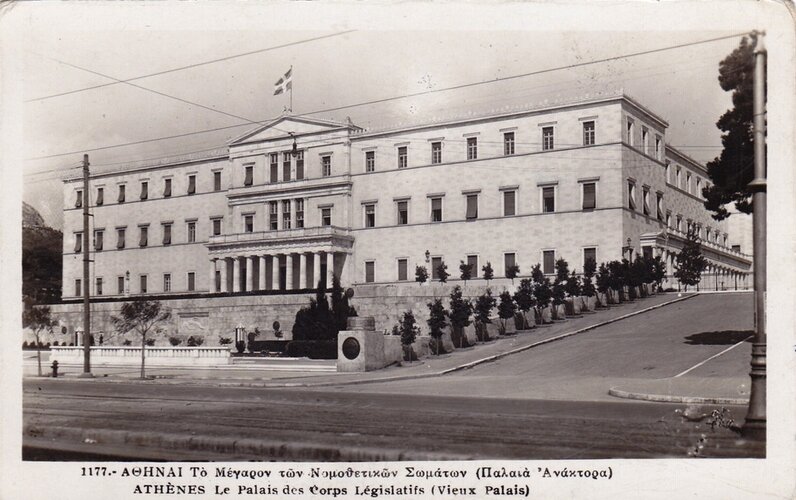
<box><xmin>531</xmin><ymin>264</ymin><xmax>553</xmax><ymax>322</ymax></box>
<box><xmin>582</xmin><ymin>258</ymin><xmax>597</xmax><ymax>297</ymax></box>
<box><xmin>436</xmin><ymin>261</ymin><xmax>449</xmax><ymax>283</ymax></box>
<box><xmin>505</xmin><ymin>264</ymin><xmax>520</xmax><ymax>284</ymax></box>
<box><xmin>448</xmin><ymin>285</ymin><xmax>473</xmax><ymax>348</ymax></box>
<box><xmin>497</xmin><ymin>291</ymin><xmax>517</xmax><ymax>334</ymax></box>
<box><xmin>482</xmin><ymin>261</ymin><xmax>494</xmax><ymax>284</ymax></box>
<box><xmin>398</xmin><ymin>310</ymin><xmax>420</xmax><ymax>361</ymax></box>
<box><xmin>111</xmin><ymin>299</ymin><xmax>171</xmax><ymax>379</ymax></box>
<box><xmin>675</xmin><ymin>229</ymin><xmax>708</xmax><ymax>291</ymax></box>
<box><xmin>651</xmin><ymin>255</ymin><xmax>667</xmax><ymax>288</ymax></box>
<box><xmin>551</xmin><ymin>259</ymin><xmax>568</xmax><ymax>317</ymax></box>
<box><xmin>426</xmin><ymin>298</ymin><xmax>449</xmax><ymax>355</ymax></box>
<box><xmin>474</xmin><ymin>288</ymin><xmax>496</xmax><ymax>324</ymax></box>
<box><xmin>415</xmin><ymin>265</ymin><xmax>429</xmax><ymax>284</ymax></box>
<box><xmin>513</xmin><ymin>278</ymin><xmax>536</xmax><ymax>329</ymax></box>
<box><xmin>459</xmin><ymin>260</ymin><xmax>473</xmax><ymax>285</ymax></box>
<box><xmin>565</xmin><ymin>269</ymin><xmax>582</xmax><ymax>297</ymax></box>
<box><xmin>22</xmin><ymin>301</ymin><xmax>57</xmax><ymax>377</ymax></box>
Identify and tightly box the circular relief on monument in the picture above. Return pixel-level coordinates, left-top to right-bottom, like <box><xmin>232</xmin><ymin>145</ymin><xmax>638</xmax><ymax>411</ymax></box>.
<box><xmin>345</xmin><ymin>287</ymin><xmax>355</xmax><ymax>299</ymax></box>
<box><xmin>342</xmin><ymin>337</ymin><xmax>361</xmax><ymax>360</ymax></box>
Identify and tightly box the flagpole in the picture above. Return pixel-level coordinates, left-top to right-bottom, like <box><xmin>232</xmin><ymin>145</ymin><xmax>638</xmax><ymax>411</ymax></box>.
<box><xmin>289</xmin><ymin>65</ymin><xmax>293</xmax><ymax>113</ymax></box>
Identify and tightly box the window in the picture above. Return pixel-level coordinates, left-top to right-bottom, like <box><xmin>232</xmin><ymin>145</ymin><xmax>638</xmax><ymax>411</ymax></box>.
<box><xmin>117</xmin><ymin>276</ymin><xmax>124</xmax><ymax>295</ymax></box>
<box><xmin>282</xmin><ymin>200</ymin><xmax>291</xmax><ymax>229</ymax></box>
<box><xmin>628</xmin><ymin>181</ymin><xmax>636</xmax><ymax>210</ymax></box>
<box><xmin>163</xmin><ymin>273</ymin><xmax>171</xmax><ymax>293</ymax></box>
<box><xmin>542</xmin><ymin>186</ymin><xmax>555</xmax><ymax>213</ymax></box>
<box><xmin>244</xmin><ymin>165</ymin><xmax>253</xmax><ymax>186</ymax></box>
<box><xmin>117</xmin><ymin>185</ymin><xmax>125</xmax><ymax>203</ymax></box>
<box><xmin>214</xmin><ymin>171</ymin><xmax>222</xmax><ymax>191</ymax></box>
<box><xmin>398</xmin><ymin>146</ymin><xmax>408</xmax><ymax>169</ymax></box>
<box><xmin>283</xmin><ymin>152</ymin><xmax>292</xmax><ymax>182</ymax></box>
<box><xmin>542</xmin><ymin>126</ymin><xmax>554</xmax><ymax>150</ymax></box>
<box><xmin>465</xmin><ymin>194</ymin><xmax>478</xmax><ymax>220</ymax></box>
<box><xmin>140</xmin><ymin>275</ymin><xmax>148</xmax><ymax>294</ymax></box>
<box><xmin>116</xmin><ymin>228</ymin><xmax>125</xmax><ymax>249</ymax></box>
<box><xmin>431</xmin><ymin>257</ymin><xmax>442</xmax><ymax>280</ymax></box>
<box><xmin>140</xmin><ymin>181</ymin><xmax>148</xmax><ymax>200</ymax></box>
<box><xmin>74</xmin><ymin>232</ymin><xmax>82</xmax><ymax>253</ymax></box>
<box><xmin>397</xmin><ymin>258</ymin><xmax>408</xmax><ymax>281</ymax></box>
<box><xmin>642</xmin><ymin>187</ymin><xmax>650</xmax><ymax>216</ymax></box>
<box><xmin>430</xmin><ymin>197</ymin><xmax>443</xmax><ymax>222</ymax></box>
<box><xmin>583</xmin><ymin>121</ymin><xmax>595</xmax><ymax>146</ymax></box>
<box><xmin>686</xmin><ymin>172</ymin><xmax>692</xmax><ymax>194</ymax></box>
<box><xmin>431</xmin><ymin>142</ymin><xmax>442</xmax><ymax>164</ymax></box>
<box><xmin>187</xmin><ymin>175</ymin><xmax>196</xmax><ymax>195</ymax></box>
<box><xmin>75</xmin><ymin>279</ymin><xmax>81</xmax><ymax>297</ymax></box>
<box><xmin>244</xmin><ymin>214</ymin><xmax>253</xmax><ymax>233</ymax></box>
<box><xmin>467</xmin><ymin>254</ymin><xmax>478</xmax><ymax>278</ymax></box>
<box><xmin>269</xmin><ymin>202</ymin><xmax>278</xmax><ymax>230</ymax></box>
<box><xmin>655</xmin><ymin>136</ymin><xmax>662</xmax><ymax>159</ymax></box>
<box><xmin>364</xmin><ymin>204</ymin><xmax>376</xmax><ymax>228</ymax></box>
<box><xmin>296</xmin><ymin>151</ymin><xmax>304</xmax><ymax>180</ymax></box>
<box><xmin>212</xmin><ymin>218</ymin><xmax>222</xmax><ymax>236</ymax></box>
<box><xmin>502</xmin><ymin>190</ymin><xmax>516</xmax><ymax>216</ymax></box>
<box><xmin>162</xmin><ymin>224</ymin><xmax>172</xmax><ymax>245</ymax></box>
<box><xmin>543</xmin><ymin>250</ymin><xmax>555</xmax><ymax>274</ymax></box>
<box><xmin>94</xmin><ymin>230</ymin><xmax>103</xmax><ymax>251</ymax></box>
<box><xmin>642</xmin><ymin>127</ymin><xmax>649</xmax><ymax>154</ymax></box>
<box><xmin>296</xmin><ymin>199</ymin><xmax>304</xmax><ymax>228</ymax></box>
<box><xmin>582</xmin><ymin>182</ymin><xmax>596</xmax><ymax>210</ymax></box>
<box><xmin>466</xmin><ymin>137</ymin><xmax>478</xmax><ymax>160</ymax></box>
<box><xmin>696</xmin><ymin>178</ymin><xmax>702</xmax><ymax>197</ymax></box>
<box><xmin>96</xmin><ymin>187</ymin><xmax>104</xmax><ymax>206</ymax></box>
<box><xmin>321</xmin><ymin>207</ymin><xmax>332</xmax><ymax>227</ymax></box>
<box><xmin>322</xmin><ymin>155</ymin><xmax>331</xmax><ymax>177</ymax></box>
<box><xmin>642</xmin><ymin>246</ymin><xmax>653</xmax><ymax>260</ymax></box>
<box><xmin>139</xmin><ymin>226</ymin><xmax>148</xmax><ymax>247</ymax></box>
<box><xmin>583</xmin><ymin>247</ymin><xmax>597</xmax><ymax>268</ymax></box>
<box><xmin>627</xmin><ymin>119</ymin><xmax>634</xmax><ymax>145</ymax></box>
<box><xmin>676</xmin><ymin>215</ymin><xmax>682</xmax><ymax>232</ymax></box>
<box><xmin>365</xmin><ymin>151</ymin><xmax>375</xmax><ymax>172</ymax></box>
<box><xmin>676</xmin><ymin>167</ymin><xmax>682</xmax><ymax>189</ymax></box>
<box><xmin>397</xmin><ymin>200</ymin><xmax>408</xmax><ymax>225</ymax></box>
<box><xmin>187</xmin><ymin>222</ymin><xmax>196</xmax><ymax>243</ymax></box>
<box><xmin>187</xmin><ymin>272</ymin><xmax>195</xmax><ymax>292</ymax></box>
<box><xmin>656</xmin><ymin>193</ymin><xmax>664</xmax><ymax>221</ymax></box>
<box><xmin>75</xmin><ymin>190</ymin><xmax>83</xmax><ymax>208</ymax></box>
<box><xmin>665</xmin><ymin>163</ymin><xmax>671</xmax><ymax>183</ymax></box>
<box><xmin>504</xmin><ymin>132</ymin><xmax>515</xmax><ymax>155</ymax></box>
<box><xmin>504</xmin><ymin>253</ymin><xmax>516</xmax><ymax>277</ymax></box>
<box><xmin>666</xmin><ymin>211</ymin><xmax>672</xmax><ymax>228</ymax></box>
<box><xmin>270</xmin><ymin>153</ymin><xmax>279</xmax><ymax>183</ymax></box>
<box><xmin>164</xmin><ymin>178</ymin><xmax>172</xmax><ymax>197</ymax></box>
<box><xmin>365</xmin><ymin>261</ymin><xmax>375</xmax><ymax>283</ymax></box>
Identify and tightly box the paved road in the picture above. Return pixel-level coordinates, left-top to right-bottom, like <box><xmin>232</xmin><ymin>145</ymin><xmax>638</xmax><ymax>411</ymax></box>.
<box><xmin>336</xmin><ymin>293</ymin><xmax>753</xmax><ymax>401</ymax></box>
<box><xmin>23</xmin><ymin>379</ymin><xmax>758</xmax><ymax>460</ymax></box>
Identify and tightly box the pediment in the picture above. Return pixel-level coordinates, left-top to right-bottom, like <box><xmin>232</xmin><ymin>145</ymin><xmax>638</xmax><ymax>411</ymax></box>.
<box><xmin>229</xmin><ymin>115</ymin><xmax>357</xmax><ymax>145</ymax></box>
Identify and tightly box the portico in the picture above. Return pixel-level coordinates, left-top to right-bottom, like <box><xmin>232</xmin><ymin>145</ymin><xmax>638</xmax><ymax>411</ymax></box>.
<box><xmin>207</xmin><ymin>226</ymin><xmax>354</xmax><ymax>293</ymax></box>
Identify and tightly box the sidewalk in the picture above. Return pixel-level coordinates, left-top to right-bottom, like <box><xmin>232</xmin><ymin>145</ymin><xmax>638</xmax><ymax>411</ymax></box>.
<box><xmin>29</xmin><ymin>292</ymin><xmax>714</xmax><ymax>396</ymax></box>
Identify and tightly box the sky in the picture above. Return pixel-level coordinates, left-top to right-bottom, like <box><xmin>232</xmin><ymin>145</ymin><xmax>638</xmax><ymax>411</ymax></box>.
<box><xmin>8</xmin><ymin>3</ymin><xmax>775</xmax><ymax>230</ymax></box>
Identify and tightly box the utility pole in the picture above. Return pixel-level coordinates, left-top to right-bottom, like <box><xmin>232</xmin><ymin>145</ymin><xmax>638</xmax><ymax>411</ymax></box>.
<box><xmin>743</xmin><ymin>31</ymin><xmax>766</xmax><ymax>439</ymax></box>
<box><xmin>79</xmin><ymin>153</ymin><xmax>93</xmax><ymax>378</ymax></box>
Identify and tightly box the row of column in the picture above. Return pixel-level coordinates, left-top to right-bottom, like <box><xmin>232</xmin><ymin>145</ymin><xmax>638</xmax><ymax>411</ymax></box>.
<box><xmin>209</xmin><ymin>251</ymin><xmax>335</xmax><ymax>293</ymax></box>
<box><xmin>660</xmin><ymin>249</ymin><xmax>750</xmax><ymax>290</ymax></box>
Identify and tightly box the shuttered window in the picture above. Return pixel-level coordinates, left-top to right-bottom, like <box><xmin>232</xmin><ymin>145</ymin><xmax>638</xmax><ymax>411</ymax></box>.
<box><xmin>75</xmin><ymin>191</ymin><xmax>83</xmax><ymax>208</ymax></box>
<box><xmin>467</xmin><ymin>255</ymin><xmax>478</xmax><ymax>278</ymax></box>
<box><xmin>187</xmin><ymin>175</ymin><xmax>196</xmax><ymax>195</ymax></box>
<box><xmin>96</xmin><ymin>187</ymin><xmax>104</xmax><ymax>206</ymax></box>
<box><xmin>397</xmin><ymin>259</ymin><xmax>408</xmax><ymax>281</ymax></box>
<box><xmin>503</xmin><ymin>190</ymin><xmax>516</xmax><ymax>216</ymax></box>
<box><xmin>542</xmin><ymin>186</ymin><xmax>555</xmax><ymax>213</ymax></box>
<box><xmin>465</xmin><ymin>194</ymin><xmax>478</xmax><ymax>220</ymax></box>
<box><xmin>365</xmin><ymin>261</ymin><xmax>375</xmax><ymax>283</ymax></box>
<box><xmin>140</xmin><ymin>182</ymin><xmax>148</xmax><ymax>200</ymax></box>
<box><xmin>582</xmin><ymin>183</ymin><xmax>596</xmax><ymax>210</ymax></box>
<box><xmin>244</xmin><ymin>166</ymin><xmax>253</xmax><ymax>186</ymax></box>
<box><xmin>270</xmin><ymin>154</ymin><xmax>279</xmax><ymax>183</ymax></box>
<box><xmin>296</xmin><ymin>151</ymin><xmax>304</xmax><ymax>180</ymax></box>
<box><xmin>74</xmin><ymin>233</ymin><xmax>82</xmax><ymax>253</ymax></box>
<box><xmin>164</xmin><ymin>178</ymin><xmax>172</xmax><ymax>197</ymax></box>
<box><xmin>431</xmin><ymin>197</ymin><xmax>442</xmax><ymax>222</ymax></box>
<box><xmin>162</xmin><ymin>224</ymin><xmax>171</xmax><ymax>245</ymax></box>
<box><xmin>139</xmin><ymin>226</ymin><xmax>148</xmax><ymax>247</ymax></box>
<box><xmin>94</xmin><ymin>231</ymin><xmax>103</xmax><ymax>251</ymax></box>
<box><xmin>543</xmin><ymin>250</ymin><xmax>555</xmax><ymax>274</ymax></box>
<box><xmin>117</xmin><ymin>228</ymin><xmax>125</xmax><ymax>249</ymax></box>
<box><xmin>117</xmin><ymin>185</ymin><xmax>125</xmax><ymax>203</ymax></box>
<box><xmin>283</xmin><ymin>153</ymin><xmax>291</xmax><ymax>182</ymax></box>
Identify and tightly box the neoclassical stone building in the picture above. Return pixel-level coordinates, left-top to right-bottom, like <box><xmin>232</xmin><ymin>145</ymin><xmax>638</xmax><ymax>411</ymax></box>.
<box><xmin>56</xmin><ymin>92</ymin><xmax>752</xmax><ymax>341</ymax></box>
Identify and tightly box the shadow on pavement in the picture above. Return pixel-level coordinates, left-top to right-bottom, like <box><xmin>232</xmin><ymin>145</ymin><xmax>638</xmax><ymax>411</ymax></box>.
<box><xmin>683</xmin><ymin>330</ymin><xmax>753</xmax><ymax>345</ymax></box>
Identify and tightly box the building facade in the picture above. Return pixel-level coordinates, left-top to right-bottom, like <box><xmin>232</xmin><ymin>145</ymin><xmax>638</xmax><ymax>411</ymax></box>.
<box><xmin>58</xmin><ymin>93</ymin><xmax>752</xmax><ymax>341</ymax></box>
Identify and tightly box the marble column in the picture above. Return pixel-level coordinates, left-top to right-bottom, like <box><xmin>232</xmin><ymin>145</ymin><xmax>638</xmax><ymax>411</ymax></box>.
<box><xmin>219</xmin><ymin>258</ymin><xmax>228</xmax><ymax>293</ymax></box>
<box><xmin>209</xmin><ymin>259</ymin><xmax>217</xmax><ymax>293</ymax></box>
<box><xmin>272</xmin><ymin>255</ymin><xmax>280</xmax><ymax>290</ymax></box>
<box><xmin>285</xmin><ymin>253</ymin><xmax>294</xmax><ymax>290</ymax></box>
<box><xmin>313</xmin><ymin>252</ymin><xmax>321</xmax><ymax>289</ymax></box>
<box><xmin>233</xmin><ymin>257</ymin><xmax>241</xmax><ymax>293</ymax></box>
<box><xmin>326</xmin><ymin>251</ymin><xmax>334</xmax><ymax>286</ymax></box>
<box><xmin>259</xmin><ymin>256</ymin><xmax>267</xmax><ymax>290</ymax></box>
<box><xmin>299</xmin><ymin>253</ymin><xmax>308</xmax><ymax>289</ymax></box>
<box><xmin>246</xmin><ymin>256</ymin><xmax>255</xmax><ymax>292</ymax></box>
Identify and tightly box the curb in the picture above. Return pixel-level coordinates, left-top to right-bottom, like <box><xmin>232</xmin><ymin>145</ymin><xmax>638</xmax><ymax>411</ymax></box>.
<box><xmin>23</xmin><ymin>425</ymin><xmax>473</xmax><ymax>462</ymax></box>
<box><xmin>607</xmin><ymin>387</ymin><xmax>749</xmax><ymax>406</ymax></box>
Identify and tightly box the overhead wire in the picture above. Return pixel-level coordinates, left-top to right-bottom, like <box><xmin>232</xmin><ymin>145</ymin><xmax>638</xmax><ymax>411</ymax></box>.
<box><xmin>24</xmin><ymin>30</ymin><xmax>753</xmax><ymax>163</ymax></box>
